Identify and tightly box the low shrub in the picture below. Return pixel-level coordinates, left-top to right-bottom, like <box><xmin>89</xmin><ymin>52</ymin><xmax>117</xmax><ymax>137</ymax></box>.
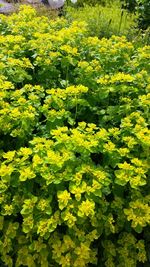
<box><xmin>0</xmin><ymin>6</ymin><xmax>150</xmax><ymax>267</ymax></box>
<box><xmin>65</xmin><ymin>2</ymin><xmax>137</xmax><ymax>38</ymax></box>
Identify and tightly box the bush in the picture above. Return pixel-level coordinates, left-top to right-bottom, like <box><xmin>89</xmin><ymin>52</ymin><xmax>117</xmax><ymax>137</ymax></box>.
<box><xmin>121</xmin><ymin>0</ymin><xmax>137</xmax><ymax>12</ymax></box>
<box><xmin>136</xmin><ymin>0</ymin><xmax>150</xmax><ymax>30</ymax></box>
<box><xmin>120</xmin><ymin>0</ymin><xmax>150</xmax><ymax>30</ymax></box>
<box><xmin>122</xmin><ymin>0</ymin><xmax>150</xmax><ymax>30</ymax></box>
<box><xmin>65</xmin><ymin>3</ymin><xmax>137</xmax><ymax>38</ymax></box>
<box><xmin>0</xmin><ymin>6</ymin><xmax>150</xmax><ymax>267</ymax></box>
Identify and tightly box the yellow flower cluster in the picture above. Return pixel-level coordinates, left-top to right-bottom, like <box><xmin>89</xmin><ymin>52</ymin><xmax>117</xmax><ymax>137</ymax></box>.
<box><xmin>124</xmin><ymin>200</ymin><xmax>150</xmax><ymax>229</ymax></box>
<box><xmin>97</xmin><ymin>72</ymin><xmax>134</xmax><ymax>85</ymax></box>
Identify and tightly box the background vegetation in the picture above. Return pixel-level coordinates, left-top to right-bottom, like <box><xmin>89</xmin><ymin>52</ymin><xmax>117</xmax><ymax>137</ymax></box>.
<box><xmin>65</xmin><ymin>2</ymin><xmax>137</xmax><ymax>39</ymax></box>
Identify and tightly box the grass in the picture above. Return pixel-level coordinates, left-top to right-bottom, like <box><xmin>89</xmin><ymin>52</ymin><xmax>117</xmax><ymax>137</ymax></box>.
<box><xmin>65</xmin><ymin>1</ymin><xmax>137</xmax><ymax>39</ymax></box>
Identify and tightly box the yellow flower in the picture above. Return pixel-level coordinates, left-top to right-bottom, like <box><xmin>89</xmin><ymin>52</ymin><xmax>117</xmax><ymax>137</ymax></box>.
<box><xmin>37</xmin><ymin>199</ymin><xmax>49</xmax><ymax>211</ymax></box>
<box><xmin>69</xmin><ymin>182</ymin><xmax>87</xmax><ymax>201</ymax></box>
<box><xmin>118</xmin><ymin>162</ymin><xmax>134</xmax><ymax>171</ymax></box>
<box><xmin>60</xmin><ymin>45</ymin><xmax>78</xmax><ymax>55</ymax></box>
<box><xmin>57</xmin><ymin>190</ymin><xmax>71</xmax><ymax>210</ymax></box>
<box><xmin>37</xmin><ymin>220</ymin><xmax>49</xmax><ymax>237</ymax></box>
<box><xmin>0</xmin><ymin>164</ymin><xmax>14</xmax><ymax>178</ymax></box>
<box><xmin>60</xmin><ymin>254</ymin><xmax>71</xmax><ymax>267</ymax></box>
<box><xmin>62</xmin><ymin>212</ymin><xmax>77</xmax><ymax>227</ymax></box>
<box><xmin>108</xmin><ymin>127</ymin><xmax>120</xmax><ymax>138</ymax></box>
<box><xmin>19</xmin><ymin>167</ymin><xmax>36</xmax><ymax>182</ymax></box>
<box><xmin>17</xmin><ymin>97</ymin><xmax>27</xmax><ymax>105</ymax></box>
<box><xmin>121</xmin><ymin>117</ymin><xmax>133</xmax><ymax>128</ymax></box>
<box><xmin>3</xmin><ymin>151</ymin><xmax>16</xmax><ymax>161</ymax></box>
<box><xmin>104</xmin><ymin>141</ymin><xmax>116</xmax><ymax>152</ymax></box>
<box><xmin>32</xmin><ymin>154</ymin><xmax>42</xmax><ymax>168</ymax></box>
<box><xmin>97</xmin><ymin>75</ymin><xmax>109</xmax><ymax>85</ymax></box>
<box><xmin>110</xmin><ymin>73</ymin><xmax>134</xmax><ymax>83</ymax></box>
<box><xmin>131</xmin><ymin>158</ymin><xmax>143</xmax><ymax>167</ymax></box>
<box><xmin>66</xmin><ymin>85</ymin><xmax>88</xmax><ymax>95</ymax></box>
<box><xmin>88</xmin><ymin>180</ymin><xmax>102</xmax><ymax>194</ymax></box>
<box><xmin>87</xmin><ymin>36</ymin><xmax>100</xmax><ymax>46</ymax></box>
<box><xmin>99</xmin><ymin>47</ymin><xmax>107</xmax><ymax>53</ymax></box>
<box><xmin>75</xmin><ymin>243</ymin><xmax>90</xmax><ymax>259</ymax></box>
<box><xmin>11</xmin><ymin>107</ymin><xmax>21</xmax><ymax>118</ymax></box>
<box><xmin>136</xmin><ymin>240</ymin><xmax>147</xmax><ymax>263</ymax></box>
<box><xmin>96</xmin><ymin>128</ymin><xmax>108</xmax><ymax>140</ymax></box>
<box><xmin>124</xmin><ymin>200</ymin><xmax>150</xmax><ymax>229</ymax></box>
<box><xmin>118</xmin><ymin>148</ymin><xmax>129</xmax><ymax>157</ymax></box>
<box><xmin>78</xmin><ymin>199</ymin><xmax>95</xmax><ymax>217</ymax></box>
<box><xmin>18</xmin><ymin>147</ymin><xmax>32</xmax><ymax>157</ymax></box>
<box><xmin>78</xmin><ymin>61</ymin><xmax>89</xmax><ymax>68</ymax></box>
<box><xmin>3</xmin><ymin>204</ymin><xmax>13</xmax><ymax>215</ymax></box>
<box><xmin>122</xmin><ymin>136</ymin><xmax>137</xmax><ymax>148</ymax></box>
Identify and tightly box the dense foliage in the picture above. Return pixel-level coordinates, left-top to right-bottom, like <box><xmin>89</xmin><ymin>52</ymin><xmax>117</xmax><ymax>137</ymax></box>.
<box><xmin>0</xmin><ymin>6</ymin><xmax>150</xmax><ymax>267</ymax></box>
<box><xmin>67</xmin><ymin>0</ymin><xmax>150</xmax><ymax>31</ymax></box>
<box><xmin>66</xmin><ymin>3</ymin><xmax>136</xmax><ymax>38</ymax></box>
<box><xmin>121</xmin><ymin>0</ymin><xmax>137</xmax><ymax>11</ymax></box>
<box><xmin>136</xmin><ymin>0</ymin><xmax>150</xmax><ymax>30</ymax></box>
<box><xmin>121</xmin><ymin>0</ymin><xmax>150</xmax><ymax>29</ymax></box>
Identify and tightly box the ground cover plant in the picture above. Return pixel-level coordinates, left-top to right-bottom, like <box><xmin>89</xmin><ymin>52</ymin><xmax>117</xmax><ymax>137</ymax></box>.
<box><xmin>0</xmin><ymin>5</ymin><xmax>150</xmax><ymax>267</ymax></box>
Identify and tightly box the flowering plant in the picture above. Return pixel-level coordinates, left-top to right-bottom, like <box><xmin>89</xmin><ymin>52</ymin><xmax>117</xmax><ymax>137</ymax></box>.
<box><xmin>0</xmin><ymin>6</ymin><xmax>149</xmax><ymax>267</ymax></box>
